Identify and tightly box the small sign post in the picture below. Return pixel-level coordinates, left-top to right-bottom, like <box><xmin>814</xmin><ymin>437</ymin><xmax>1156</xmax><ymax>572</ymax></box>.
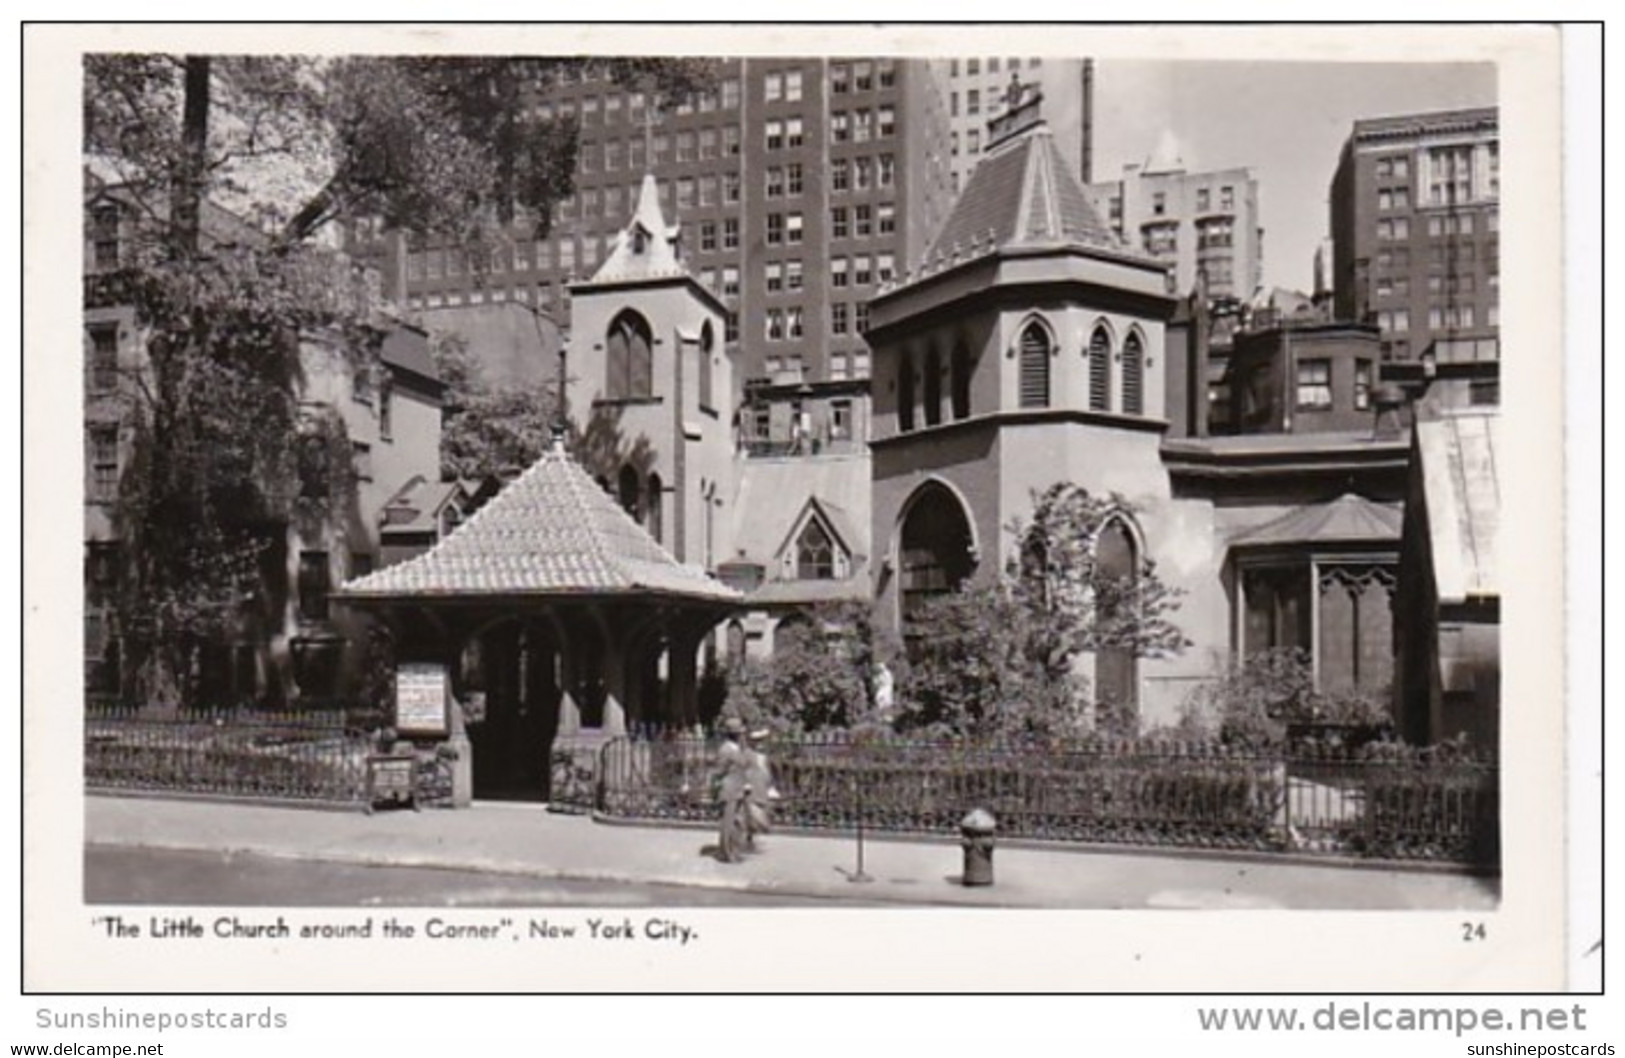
<box><xmin>395</xmin><ymin>662</ymin><xmax>450</xmax><ymax>737</ymax></box>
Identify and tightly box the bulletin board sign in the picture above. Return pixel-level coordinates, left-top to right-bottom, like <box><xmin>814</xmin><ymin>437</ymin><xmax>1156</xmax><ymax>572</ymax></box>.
<box><xmin>394</xmin><ymin>662</ymin><xmax>450</xmax><ymax>736</ymax></box>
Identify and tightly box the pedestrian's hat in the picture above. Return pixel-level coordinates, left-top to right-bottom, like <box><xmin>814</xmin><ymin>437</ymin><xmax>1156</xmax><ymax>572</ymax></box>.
<box><xmin>720</xmin><ymin>716</ymin><xmax>746</xmax><ymax>736</ymax></box>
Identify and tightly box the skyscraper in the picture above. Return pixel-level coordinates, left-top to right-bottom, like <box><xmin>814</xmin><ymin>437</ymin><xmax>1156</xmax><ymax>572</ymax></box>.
<box><xmin>354</xmin><ymin>58</ymin><xmax>955</xmax><ymax>390</ymax></box>
<box><xmin>1083</xmin><ymin>136</ymin><xmax>1264</xmax><ymax>305</ymax></box>
<box><xmin>1328</xmin><ymin>106</ymin><xmax>1500</xmax><ymax>361</ymax></box>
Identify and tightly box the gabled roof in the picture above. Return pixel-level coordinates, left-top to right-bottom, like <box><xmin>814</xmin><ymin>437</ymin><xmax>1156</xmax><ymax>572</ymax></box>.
<box><xmin>340</xmin><ymin>438</ymin><xmax>740</xmax><ymax>603</ymax></box>
<box><xmin>918</xmin><ymin>122</ymin><xmax>1124</xmax><ymax>270</ymax></box>
<box><xmin>582</xmin><ymin>174</ymin><xmax>686</xmax><ymax>285</ymax></box>
<box><xmin>771</xmin><ymin>495</ymin><xmax>863</xmax><ymax>567</ymax></box>
<box><xmin>380</xmin><ymin>477</ymin><xmax>467</xmax><ymax>535</ymax></box>
<box><xmin>727</xmin><ymin>454</ymin><xmax>871</xmax><ymax>568</ymax></box>
<box><xmin>1229</xmin><ymin>493</ymin><xmax>1402</xmax><ymax>550</ymax></box>
<box><xmin>1416</xmin><ymin>411</ymin><xmax>1500</xmax><ymax>602</ymax></box>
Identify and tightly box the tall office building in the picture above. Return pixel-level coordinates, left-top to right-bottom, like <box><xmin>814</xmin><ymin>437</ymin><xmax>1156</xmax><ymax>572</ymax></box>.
<box><xmin>941</xmin><ymin>56</ymin><xmax>1093</xmax><ymax>194</ymax></box>
<box><xmin>1083</xmin><ymin>136</ymin><xmax>1264</xmax><ymax>304</ymax></box>
<box><xmin>1328</xmin><ymin>107</ymin><xmax>1500</xmax><ymax>361</ymax></box>
<box><xmin>354</xmin><ymin>58</ymin><xmax>955</xmax><ymax>389</ymax></box>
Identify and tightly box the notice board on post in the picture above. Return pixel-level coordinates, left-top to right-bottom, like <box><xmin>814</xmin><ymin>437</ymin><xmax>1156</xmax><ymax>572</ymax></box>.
<box><xmin>395</xmin><ymin>662</ymin><xmax>450</xmax><ymax>737</ymax></box>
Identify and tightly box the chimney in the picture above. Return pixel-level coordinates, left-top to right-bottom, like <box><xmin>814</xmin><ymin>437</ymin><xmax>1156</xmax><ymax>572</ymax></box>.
<box><xmin>1372</xmin><ymin>383</ymin><xmax>1406</xmax><ymax>440</ymax></box>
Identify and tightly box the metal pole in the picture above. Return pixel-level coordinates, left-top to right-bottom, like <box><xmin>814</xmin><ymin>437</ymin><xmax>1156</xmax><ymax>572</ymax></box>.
<box><xmin>850</xmin><ymin>766</ymin><xmax>872</xmax><ymax>883</ymax></box>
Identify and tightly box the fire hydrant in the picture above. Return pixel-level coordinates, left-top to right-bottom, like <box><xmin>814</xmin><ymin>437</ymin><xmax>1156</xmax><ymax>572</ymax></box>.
<box><xmin>960</xmin><ymin>808</ymin><xmax>997</xmax><ymax>886</ymax></box>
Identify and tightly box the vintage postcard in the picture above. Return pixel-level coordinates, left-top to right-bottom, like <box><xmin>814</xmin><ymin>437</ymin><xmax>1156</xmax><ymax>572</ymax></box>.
<box><xmin>22</xmin><ymin>22</ymin><xmax>1573</xmax><ymax>994</ymax></box>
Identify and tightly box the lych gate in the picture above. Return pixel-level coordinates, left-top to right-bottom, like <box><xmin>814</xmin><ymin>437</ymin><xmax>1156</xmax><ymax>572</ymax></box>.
<box><xmin>338</xmin><ymin>434</ymin><xmax>741</xmax><ymax>802</ymax></box>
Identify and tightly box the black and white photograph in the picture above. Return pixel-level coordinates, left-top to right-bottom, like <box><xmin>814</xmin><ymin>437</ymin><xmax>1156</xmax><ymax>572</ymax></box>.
<box><xmin>22</xmin><ymin>22</ymin><xmax>1580</xmax><ymax>999</ymax></box>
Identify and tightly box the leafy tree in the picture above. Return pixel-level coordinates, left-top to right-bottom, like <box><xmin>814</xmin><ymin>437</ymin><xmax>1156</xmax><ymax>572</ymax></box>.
<box><xmin>722</xmin><ymin>602</ymin><xmax>881</xmax><ymax>734</ymax></box>
<box><xmin>896</xmin><ymin>484</ymin><xmax>1188</xmax><ymax>739</ymax></box>
<box><xmin>433</xmin><ymin>333</ymin><xmax>559</xmax><ymax>481</ymax></box>
<box><xmin>1177</xmin><ymin>647</ymin><xmax>1394</xmax><ymax>747</ymax></box>
<box><xmin>83</xmin><ymin>53</ymin><xmax>716</xmax><ymax>706</ymax></box>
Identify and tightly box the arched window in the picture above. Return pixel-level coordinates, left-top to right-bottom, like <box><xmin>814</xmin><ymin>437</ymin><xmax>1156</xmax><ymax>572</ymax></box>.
<box><xmin>897</xmin><ymin>351</ymin><xmax>916</xmax><ymax>432</ymax></box>
<box><xmin>1122</xmin><ymin>331</ymin><xmax>1145</xmax><ymax>416</ymax></box>
<box><xmin>795</xmin><ymin>518</ymin><xmax>836</xmax><ymax>580</ymax></box>
<box><xmin>1018</xmin><ymin>321</ymin><xmax>1051</xmax><ymax>409</ymax></box>
<box><xmin>899</xmin><ymin>481</ymin><xmax>977</xmax><ymax>623</ymax></box>
<box><xmin>606</xmin><ymin>310</ymin><xmax>653</xmax><ymax>400</ymax></box>
<box><xmin>923</xmin><ymin>346</ymin><xmax>943</xmax><ymax>427</ymax></box>
<box><xmin>1094</xmin><ymin>518</ymin><xmax>1140</xmax><ymax>731</ymax></box>
<box><xmin>697</xmin><ymin>321</ymin><xmax>715</xmax><ymax>409</ymax></box>
<box><xmin>646</xmin><ymin>472</ymin><xmax>663</xmax><ymax>544</ymax></box>
<box><xmin>617</xmin><ymin>464</ymin><xmax>641</xmax><ymax>521</ymax></box>
<box><xmin>1088</xmin><ymin>326</ymin><xmax>1112</xmax><ymax>412</ymax></box>
<box><xmin>951</xmin><ymin>342</ymin><xmax>971</xmax><ymax>420</ymax></box>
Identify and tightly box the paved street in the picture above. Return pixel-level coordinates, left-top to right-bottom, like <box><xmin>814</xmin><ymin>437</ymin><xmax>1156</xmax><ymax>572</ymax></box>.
<box><xmin>86</xmin><ymin>846</ymin><xmax>882</xmax><ymax>907</ymax></box>
<box><xmin>85</xmin><ymin>795</ymin><xmax>1500</xmax><ymax>910</ymax></box>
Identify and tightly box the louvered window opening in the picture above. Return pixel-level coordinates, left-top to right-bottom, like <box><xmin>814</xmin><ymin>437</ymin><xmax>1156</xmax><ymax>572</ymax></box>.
<box><xmin>1018</xmin><ymin>325</ymin><xmax>1050</xmax><ymax>409</ymax></box>
<box><xmin>1089</xmin><ymin>328</ymin><xmax>1111</xmax><ymax>412</ymax></box>
<box><xmin>1122</xmin><ymin>333</ymin><xmax>1145</xmax><ymax>416</ymax></box>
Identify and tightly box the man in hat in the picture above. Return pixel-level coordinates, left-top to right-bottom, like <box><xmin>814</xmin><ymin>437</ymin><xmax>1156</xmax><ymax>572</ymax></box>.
<box><xmin>712</xmin><ymin>717</ymin><xmax>753</xmax><ymax>863</ymax></box>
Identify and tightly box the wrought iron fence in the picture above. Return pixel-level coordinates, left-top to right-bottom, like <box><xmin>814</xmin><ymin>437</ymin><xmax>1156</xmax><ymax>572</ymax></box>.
<box><xmin>85</xmin><ymin>704</ymin><xmax>373</xmax><ymax>805</ymax></box>
<box><xmin>598</xmin><ymin>729</ymin><xmax>1499</xmax><ymax>866</ymax></box>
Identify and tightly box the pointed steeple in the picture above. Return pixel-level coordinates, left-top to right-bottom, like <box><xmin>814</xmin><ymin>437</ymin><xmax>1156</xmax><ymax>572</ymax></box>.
<box><xmin>587</xmin><ymin>173</ymin><xmax>684</xmax><ymax>284</ymax></box>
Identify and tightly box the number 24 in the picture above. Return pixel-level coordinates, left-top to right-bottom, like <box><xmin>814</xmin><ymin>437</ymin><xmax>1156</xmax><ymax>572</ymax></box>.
<box><xmin>1462</xmin><ymin>922</ymin><xmax>1487</xmax><ymax>941</ymax></box>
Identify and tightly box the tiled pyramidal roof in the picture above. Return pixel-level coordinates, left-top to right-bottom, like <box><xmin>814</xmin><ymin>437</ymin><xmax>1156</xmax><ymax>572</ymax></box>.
<box><xmin>892</xmin><ymin>123</ymin><xmax>1126</xmax><ymax>293</ymax></box>
<box><xmin>341</xmin><ymin>441</ymin><xmax>741</xmax><ymax>602</ymax></box>
<box><xmin>1229</xmin><ymin>492</ymin><xmax>1402</xmax><ymax>549</ymax></box>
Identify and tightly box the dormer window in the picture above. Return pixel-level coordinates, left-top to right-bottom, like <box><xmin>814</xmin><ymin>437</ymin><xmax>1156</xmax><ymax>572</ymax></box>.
<box><xmin>632</xmin><ymin>229</ymin><xmax>647</xmax><ymax>255</ymax></box>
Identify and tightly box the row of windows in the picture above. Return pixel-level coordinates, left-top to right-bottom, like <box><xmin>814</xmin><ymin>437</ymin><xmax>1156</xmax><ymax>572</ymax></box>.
<box><xmin>1376</xmin><ymin>304</ymin><xmax>1499</xmax><ymax>333</ymax></box>
<box><xmin>1372</xmin><ymin>245</ymin><xmax>1500</xmax><ymax>272</ymax></box>
<box><xmin>829</xmin><ymin>301</ymin><xmax>872</xmax><ymax>335</ymax></box>
<box><xmin>948</xmin><ymin>57</ymin><xmax>1042</xmax><ymax>77</ymax></box>
<box><xmin>895</xmin><ymin>322</ymin><xmax>1149</xmax><ymax>432</ymax></box>
<box><xmin>830</xmin><ymin>155</ymin><xmax>897</xmax><ymax>192</ymax></box>
<box><xmin>829</xmin><ymin>59</ymin><xmax>898</xmax><ymax>94</ymax></box>
<box><xmin>830</xmin><ymin>108</ymin><xmax>896</xmax><ymax>144</ymax></box>
<box><xmin>830</xmin><ymin>253</ymin><xmax>895</xmax><ymax>287</ymax></box>
<box><xmin>1377</xmin><ymin>272</ymin><xmax>1497</xmax><ymax>299</ymax></box>
<box><xmin>830</xmin><ymin>202</ymin><xmax>897</xmax><ymax>239</ymax></box>
<box><xmin>1292</xmin><ymin>359</ymin><xmax>1374</xmax><ymax>412</ymax></box>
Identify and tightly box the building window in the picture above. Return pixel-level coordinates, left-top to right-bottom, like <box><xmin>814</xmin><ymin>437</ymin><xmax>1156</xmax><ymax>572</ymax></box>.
<box><xmin>1354</xmin><ymin>361</ymin><xmax>1373</xmax><ymax>410</ymax></box>
<box><xmin>1152</xmin><ymin>191</ymin><xmax>1167</xmax><ymax>217</ymax></box>
<box><xmin>795</xmin><ymin>519</ymin><xmax>836</xmax><ymax>580</ymax></box>
<box><xmin>700</xmin><ymin>221</ymin><xmax>717</xmax><ymax>252</ymax></box>
<box><xmin>854</xmin><ymin>204</ymin><xmax>872</xmax><ymax>237</ymax></box>
<box><xmin>766</xmin><ymin>120</ymin><xmax>783</xmax><ymax>150</ymax></box>
<box><xmin>1122</xmin><ymin>332</ymin><xmax>1145</xmax><ymax>416</ymax></box>
<box><xmin>898</xmin><ymin>352</ymin><xmax>916</xmax><ymax>432</ymax></box>
<box><xmin>787</xmin><ymin>162</ymin><xmax>804</xmax><ymax>196</ymax></box>
<box><xmin>766</xmin><ymin>213</ymin><xmax>784</xmax><ymax>245</ymax></box>
<box><xmin>854</xmin><ymin>157</ymin><xmax>872</xmax><ymax>191</ymax></box>
<box><xmin>618</xmin><ymin>465</ymin><xmax>642</xmax><ymax>522</ymax></box>
<box><xmin>1196</xmin><ymin>188</ymin><xmax>1211</xmax><ymax>212</ymax></box>
<box><xmin>298</xmin><ymin>551</ymin><xmax>331</xmax><ymax>622</ymax></box>
<box><xmin>646</xmin><ymin>473</ymin><xmax>664</xmax><ymax>544</ymax></box>
<box><xmin>831</xmin><ymin>207</ymin><xmax>849</xmax><ymax>240</ymax></box>
<box><xmin>787</xmin><ymin>306</ymin><xmax>804</xmax><ymax>339</ymax></box>
<box><xmin>923</xmin><ymin>346</ymin><xmax>943</xmax><ymax>427</ymax></box>
<box><xmin>766</xmin><ymin>167</ymin><xmax>784</xmax><ymax>199</ymax></box>
<box><xmin>765</xmin><ymin>262</ymin><xmax>783</xmax><ymax>293</ymax></box>
<box><xmin>786</xmin><ymin>212</ymin><xmax>804</xmax><ymax>244</ymax></box>
<box><xmin>786</xmin><ymin>117</ymin><xmax>804</xmax><ymax>148</ymax></box>
<box><xmin>1295</xmin><ymin>359</ymin><xmax>1332</xmax><ymax>410</ymax></box>
<box><xmin>88</xmin><ymin>324</ymin><xmax>118</xmax><ymax>391</ymax></box>
<box><xmin>967</xmin><ymin>129</ymin><xmax>980</xmax><ymax>155</ymax></box>
<box><xmin>88</xmin><ymin>424</ymin><xmax>118</xmax><ymax>502</ymax></box>
<box><xmin>967</xmin><ymin>89</ymin><xmax>980</xmax><ymax>116</ymax></box>
<box><xmin>877</xmin><ymin>202</ymin><xmax>896</xmax><ymax>235</ymax></box>
<box><xmin>723</xmin><ymin>217</ymin><xmax>740</xmax><ymax>249</ymax></box>
<box><xmin>351</xmin><ymin>441</ymin><xmax>373</xmax><ymax>482</ymax></box>
<box><xmin>832</xmin><ymin>302</ymin><xmax>849</xmax><ymax>334</ymax></box>
<box><xmin>831</xmin><ymin>257</ymin><xmax>849</xmax><ymax>288</ymax></box>
<box><xmin>878</xmin><ymin>154</ymin><xmax>896</xmax><ymax>187</ymax></box>
<box><xmin>785</xmin><ymin>69</ymin><xmax>803</xmax><ymax>102</ymax></box>
<box><xmin>606</xmin><ymin>310</ymin><xmax>654</xmax><ymax>400</ymax></box>
<box><xmin>723</xmin><ymin>266</ymin><xmax>740</xmax><ymax>296</ymax></box>
<box><xmin>786</xmin><ymin>259</ymin><xmax>803</xmax><ymax>291</ymax></box>
<box><xmin>877</xmin><ymin>252</ymin><xmax>895</xmax><ymax>283</ymax></box>
<box><xmin>832</xmin><ymin>160</ymin><xmax>850</xmax><ymax>193</ymax></box>
<box><xmin>878</xmin><ymin>105</ymin><xmax>896</xmax><ymax>137</ymax></box>
<box><xmin>950</xmin><ymin>343</ymin><xmax>971</xmax><ymax>420</ymax></box>
<box><xmin>879</xmin><ymin>58</ymin><xmax>897</xmax><ymax>87</ymax></box>
<box><xmin>764</xmin><ymin>71</ymin><xmax>783</xmax><ymax>102</ymax></box>
<box><xmin>830</xmin><ymin>63</ymin><xmax>849</xmax><ymax>94</ymax></box>
<box><xmin>1018</xmin><ymin>321</ymin><xmax>1051</xmax><ymax>409</ymax></box>
<box><xmin>379</xmin><ymin>378</ymin><xmax>393</xmax><ymax>440</ymax></box>
<box><xmin>831</xmin><ymin>398</ymin><xmax>853</xmax><ymax>440</ymax></box>
<box><xmin>832</xmin><ymin>112</ymin><xmax>849</xmax><ymax>143</ymax></box>
<box><xmin>854</xmin><ymin>109</ymin><xmax>873</xmax><ymax>143</ymax></box>
<box><xmin>90</xmin><ymin>203</ymin><xmax>121</xmax><ymax>270</ymax></box>
<box><xmin>854</xmin><ymin>255</ymin><xmax>872</xmax><ymax>286</ymax></box>
<box><xmin>766</xmin><ymin>309</ymin><xmax>784</xmax><ymax>341</ymax></box>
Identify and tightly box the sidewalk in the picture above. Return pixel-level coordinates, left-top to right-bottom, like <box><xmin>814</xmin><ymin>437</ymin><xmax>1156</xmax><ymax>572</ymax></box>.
<box><xmin>85</xmin><ymin>794</ymin><xmax>1499</xmax><ymax>910</ymax></box>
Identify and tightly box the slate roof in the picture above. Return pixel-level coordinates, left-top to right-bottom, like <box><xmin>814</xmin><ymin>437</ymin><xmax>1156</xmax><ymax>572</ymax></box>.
<box><xmin>918</xmin><ymin>124</ymin><xmax>1124</xmax><ymax>270</ymax></box>
<box><xmin>1416</xmin><ymin>411</ymin><xmax>1500</xmax><ymax>601</ymax></box>
<box><xmin>1229</xmin><ymin>493</ymin><xmax>1402</xmax><ymax>549</ymax></box>
<box><xmin>340</xmin><ymin>440</ymin><xmax>741</xmax><ymax>603</ymax></box>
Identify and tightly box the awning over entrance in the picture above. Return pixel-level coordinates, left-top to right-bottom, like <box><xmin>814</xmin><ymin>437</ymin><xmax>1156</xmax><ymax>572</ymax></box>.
<box><xmin>1228</xmin><ymin>492</ymin><xmax>1401</xmax><ymax>551</ymax></box>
